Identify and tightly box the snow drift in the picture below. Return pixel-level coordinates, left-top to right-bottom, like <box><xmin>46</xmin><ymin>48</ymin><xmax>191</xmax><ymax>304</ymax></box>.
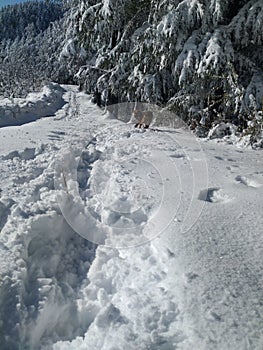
<box><xmin>0</xmin><ymin>83</ymin><xmax>66</xmax><ymax>128</ymax></box>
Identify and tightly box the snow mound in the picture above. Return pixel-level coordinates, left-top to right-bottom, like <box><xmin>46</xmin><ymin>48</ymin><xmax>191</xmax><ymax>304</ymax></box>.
<box><xmin>0</xmin><ymin>83</ymin><xmax>66</xmax><ymax>128</ymax></box>
<box><xmin>235</xmin><ymin>175</ymin><xmax>262</xmax><ymax>188</ymax></box>
<box><xmin>198</xmin><ymin>188</ymin><xmax>231</xmax><ymax>203</ymax></box>
<box><xmin>207</xmin><ymin>123</ymin><xmax>237</xmax><ymax>139</ymax></box>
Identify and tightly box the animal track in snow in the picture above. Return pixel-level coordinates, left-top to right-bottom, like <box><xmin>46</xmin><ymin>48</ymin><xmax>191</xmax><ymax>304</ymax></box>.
<box><xmin>235</xmin><ymin>175</ymin><xmax>262</xmax><ymax>188</ymax></box>
<box><xmin>48</xmin><ymin>130</ymin><xmax>67</xmax><ymax>141</ymax></box>
<box><xmin>198</xmin><ymin>188</ymin><xmax>230</xmax><ymax>203</ymax></box>
<box><xmin>215</xmin><ymin>156</ymin><xmax>224</xmax><ymax>161</ymax></box>
<box><xmin>170</xmin><ymin>153</ymin><xmax>185</xmax><ymax>159</ymax></box>
<box><xmin>184</xmin><ymin>272</ymin><xmax>199</xmax><ymax>283</ymax></box>
<box><xmin>2</xmin><ymin>145</ymin><xmax>45</xmax><ymax>161</ymax></box>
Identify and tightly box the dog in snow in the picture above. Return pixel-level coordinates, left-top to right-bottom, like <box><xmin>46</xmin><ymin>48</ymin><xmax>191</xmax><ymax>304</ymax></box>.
<box><xmin>133</xmin><ymin>109</ymin><xmax>153</xmax><ymax>129</ymax></box>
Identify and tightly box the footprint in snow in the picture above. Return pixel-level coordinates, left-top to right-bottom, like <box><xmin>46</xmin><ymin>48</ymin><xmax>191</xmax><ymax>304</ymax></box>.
<box><xmin>170</xmin><ymin>153</ymin><xmax>185</xmax><ymax>159</ymax></box>
<box><xmin>2</xmin><ymin>148</ymin><xmax>36</xmax><ymax>161</ymax></box>
<box><xmin>48</xmin><ymin>130</ymin><xmax>66</xmax><ymax>141</ymax></box>
<box><xmin>198</xmin><ymin>188</ymin><xmax>230</xmax><ymax>203</ymax></box>
<box><xmin>235</xmin><ymin>175</ymin><xmax>262</xmax><ymax>188</ymax></box>
<box><xmin>184</xmin><ymin>272</ymin><xmax>199</xmax><ymax>283</ymax></box>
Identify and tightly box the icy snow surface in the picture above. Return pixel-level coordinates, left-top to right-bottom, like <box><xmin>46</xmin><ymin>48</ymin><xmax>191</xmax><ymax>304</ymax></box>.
<box><xmin>0</xmin><ymin>85</ymin><xmax>263</xmax><ymax>350</ymax></box>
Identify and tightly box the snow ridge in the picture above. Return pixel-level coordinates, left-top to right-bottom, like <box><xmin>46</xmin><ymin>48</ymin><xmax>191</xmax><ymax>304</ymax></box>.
<box><xmin>0</xmin><ymin>84</ymin><xmax>66</xmax><ymax>128</ymax></box>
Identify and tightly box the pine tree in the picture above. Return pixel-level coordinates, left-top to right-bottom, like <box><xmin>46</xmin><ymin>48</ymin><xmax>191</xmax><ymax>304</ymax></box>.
<box><xmin>72</xmin><ymin>0</ymin><xmax>263</xmax><ymax>144</ymax></box>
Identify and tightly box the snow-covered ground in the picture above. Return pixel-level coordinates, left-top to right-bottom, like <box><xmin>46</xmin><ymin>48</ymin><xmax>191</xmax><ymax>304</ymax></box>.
<box><xmin>0</xmin><ymin>85</ymin><xmax>262</xmax><ymax>350</ymax></box>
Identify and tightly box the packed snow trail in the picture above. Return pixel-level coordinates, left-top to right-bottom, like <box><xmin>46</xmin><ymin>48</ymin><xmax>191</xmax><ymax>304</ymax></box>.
<box><xmin>0</xmin><ymin>86</ymin><xmax>262</xmax><ymax>349</ymax></box>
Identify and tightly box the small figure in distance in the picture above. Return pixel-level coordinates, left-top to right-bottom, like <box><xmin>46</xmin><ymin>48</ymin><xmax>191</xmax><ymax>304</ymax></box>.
<box><xmin>133</xmin><ymin>109</ymin><xmax>153</xmax><ymax>129</ymax></box>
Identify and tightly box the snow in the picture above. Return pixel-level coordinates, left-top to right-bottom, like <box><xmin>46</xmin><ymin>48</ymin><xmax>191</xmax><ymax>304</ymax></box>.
<box><xmin>0</xmin><ymin>85</ymin><xmax>263</xmax><ymax>349</ymax></box>
<box><xmin>0</xmin><ymin>83</ymin><xmax>65</xmax><ymax>128</ymax></box>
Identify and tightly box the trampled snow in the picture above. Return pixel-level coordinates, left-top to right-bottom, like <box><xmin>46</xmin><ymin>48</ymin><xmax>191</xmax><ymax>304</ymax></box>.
<box><xmin>0</xmin><ymin>85</ymin><xmax>262</xmax><ymax>349</ymax></box>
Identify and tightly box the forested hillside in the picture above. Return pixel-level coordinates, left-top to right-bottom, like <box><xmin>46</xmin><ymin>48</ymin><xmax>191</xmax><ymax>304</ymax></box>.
<box><xmin>0</xmin><ymin>0</ymin><xmax>74</xmax><ymax>97</ymax></box>
<box><xmin>72</xmin><ymin>0</ymin><xmax>263</xmax><ymax>145</ymax></box>
<box><xmin>0</xmin><ymin>0</ymin><xmax>63</xmax><ymax>41</ymax></box>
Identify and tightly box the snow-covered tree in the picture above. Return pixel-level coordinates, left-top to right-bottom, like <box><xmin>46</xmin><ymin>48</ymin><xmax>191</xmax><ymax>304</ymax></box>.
<box><xmin>0</xmin><ymin>0</ymin><xmax>73</xmax><ymax>97</ymax></box>
<box><xmin>73</xmin><ymin>0</ymin><xmax>263</xmax><ymax>143</ymax></box>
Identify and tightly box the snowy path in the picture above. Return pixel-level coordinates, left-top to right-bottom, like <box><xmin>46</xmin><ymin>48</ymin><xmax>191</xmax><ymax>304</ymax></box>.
<box><xmin>0</xmin><ymin>86</ymin><xmax>263</xmax><ymax>349</ymax></box>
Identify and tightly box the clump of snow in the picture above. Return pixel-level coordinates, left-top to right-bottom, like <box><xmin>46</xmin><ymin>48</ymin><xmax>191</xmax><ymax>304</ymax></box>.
<box><xmin>0</xmin><ymin>83</ymin><xmax>66</xmax><ymax>128</ymax></box>
<box><xmin>207</xmin><ymin>122</ymin><xmax>237</xmax><ymax>139</ymax></box>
